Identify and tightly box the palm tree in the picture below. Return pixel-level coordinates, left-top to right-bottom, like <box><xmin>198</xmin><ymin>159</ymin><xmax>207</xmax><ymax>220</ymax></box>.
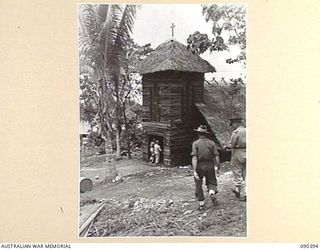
<box><xmin>78</xmin><ymin>4</ymin><xmax>139</xmax><ymax>158</ymax></box>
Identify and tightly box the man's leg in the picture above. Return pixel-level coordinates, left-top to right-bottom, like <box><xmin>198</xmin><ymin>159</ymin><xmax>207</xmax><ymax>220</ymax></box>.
<box><xmin>152</xmin><ymin>154</ymin><xmax>155</xmax><ymax>163</ymax></box>
<box><xmin>205</xmin><ymin>167</ymin><xmax>218</xmax><ymax>193</ymax></box>
<box><xmin>155</xmin><ymin>153</ymin><xmax>160</xmax><ymax>164</ymax></box>
<box><xmin>204</xmin><ymin>165</ymin><xmax>219</xmax><ymax>206</ymax></box>
<box><xmin>194</xmin><ymin>169</ymin><xmax>205</xmax><ymax>209</ymax></box>
<box><xmin>194</xmin><ymin>177</ymin><xmax>204</xmax><ymax>202</ymax></box>
<box><xmin>231</xmin><ymin>153</ymin><xmax>246</xmax><ymax>199</ymax></box>
<box><xmin>240</xmin><ymin>160</ymin><xmax>247</xmax><ymax>198</ymax></box>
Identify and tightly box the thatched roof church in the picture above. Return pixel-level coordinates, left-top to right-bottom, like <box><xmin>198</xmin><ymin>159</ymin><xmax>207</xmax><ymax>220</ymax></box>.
<box><xmin>136</xmin><ymin>39</ymin><xmax>229</xmax><ymax>167</ymax></box>
<box><xmin>137</xmin><ymin>39</ymin><xmax>215</xmax><ymax>74</ymax></box>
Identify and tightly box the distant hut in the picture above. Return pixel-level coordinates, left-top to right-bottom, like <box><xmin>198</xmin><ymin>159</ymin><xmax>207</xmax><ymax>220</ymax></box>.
<box><xmin>136</xmin><ymin>39</ymin><xmax>217</xmax><ymax>167</ymax></box>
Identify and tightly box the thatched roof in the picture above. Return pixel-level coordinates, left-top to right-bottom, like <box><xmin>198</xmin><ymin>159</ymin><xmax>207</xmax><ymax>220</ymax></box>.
<box><xmin>196</xmin><ymin>103</ymin><xmax>231</xmax><ymax>144</ymax></box>
<box><xmin>136</xmin><ymin>39</ymin><xmax>215</xmax><ymax>74</ymax></box>
<box><xmin>195</xmin><ymin>82</ymin><xmax>246</xmax><ymax>145</ymax></box>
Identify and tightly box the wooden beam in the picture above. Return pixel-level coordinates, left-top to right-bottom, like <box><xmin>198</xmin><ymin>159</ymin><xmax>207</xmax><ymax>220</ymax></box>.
<box><xmin>79</xmin><ymin>202</ymin><xmax>105</xmax><ymax>237</ymax></box>
<box><xmin>142</xmin><ymin>121</ymin><xmax>169</xmax><ymax>129</ymax></box>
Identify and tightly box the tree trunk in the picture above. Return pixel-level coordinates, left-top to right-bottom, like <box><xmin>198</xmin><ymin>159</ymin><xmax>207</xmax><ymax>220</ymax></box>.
<box><xmin>105</xmin><ymin>130</ymin><xmax>114</xmax><ymax>160</ymax></box>
<box><xmin>101</xmin><ymin>4</ymin><xmax>119</xmax><ymax>160</ymax></box>
<box><xmin>114</xmin><ymin>72</ymin><xmax>122</xmax><ymax>159</ymax></box>
<box><xmin>122</xmin><ymin>101</ymin><xmax>132</xmax><ymax>159</ymax></box>
<box><xmin>104</xmin><ymin>130</ymin><xmax>118</xmax><ymax>183</ymax></box>
<box><xmin>115</xmin><ymin>128</ymin><xmax>121</xmax><ymax>159</ymax></box>
<box><xmin>127</xmin><ymin>134</ymin><xmax>132</xmax><ymax>159</ymax></box>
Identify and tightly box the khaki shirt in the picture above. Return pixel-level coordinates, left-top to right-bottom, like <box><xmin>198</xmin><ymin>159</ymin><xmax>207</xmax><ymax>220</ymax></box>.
<box><xmin>154</xmin><ymin>144</ymin><xmax>161</xmax><ymax>154</ymax></box>
<box><xmin>191</xmin><ymin>137</ymin><xmax>219</xmax><ymax>161</ymax></box>
<box><xmin>230</xmin><ymin>126</ymin><xmax>246</xmax><ymax>149</ymax></box>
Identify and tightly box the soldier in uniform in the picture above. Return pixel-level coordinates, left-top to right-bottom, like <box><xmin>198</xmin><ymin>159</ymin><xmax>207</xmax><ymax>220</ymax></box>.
<box><xmin>191</xmin><ymin>125</ymin><xmax>220</xmax><ymax>210</ymax></box>
<box><xmin>224</xmin><ymin>116</ymin><xmax>247</xmax><ymax>202</ymax></box>
<box><xmin>154</xmin><ymin>140</ymin><xmax>162</xmax><ymax>165</ymax></box>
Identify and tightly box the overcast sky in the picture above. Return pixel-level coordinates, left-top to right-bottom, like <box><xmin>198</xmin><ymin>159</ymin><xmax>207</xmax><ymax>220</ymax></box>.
<box><xmin>132</xmin><ymin>4</ymin><xmax>246</xmax><ymax>80</ymax></box>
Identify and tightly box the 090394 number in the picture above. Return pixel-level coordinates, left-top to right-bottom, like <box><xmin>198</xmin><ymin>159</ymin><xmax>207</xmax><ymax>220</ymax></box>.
<box><xmin>300</xmin><ymin>244</ymin><xmax>319</xmax><ymax>248</ymax></box>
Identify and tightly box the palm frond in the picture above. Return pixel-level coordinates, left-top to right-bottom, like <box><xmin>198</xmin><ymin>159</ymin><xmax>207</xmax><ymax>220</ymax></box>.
<box><xmin>112</xmin><ymin>5</ymin><xmax>138</xmax><ymax>61</ymax></box>
<box><xmin>79</xmin><ymin>4</ymin><xmax>139</xmax><ymax>85</ymax></box>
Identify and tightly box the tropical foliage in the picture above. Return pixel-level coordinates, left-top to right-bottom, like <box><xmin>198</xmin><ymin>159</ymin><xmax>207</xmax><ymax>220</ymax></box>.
<box><xmin>187</xmin><ymin>4</ymin><xmax>246</xmax><ymax>66</ymax></box>
<box><xmin>78</xmin><ymin>4</ymin><xmax>149</xmax><ymax>158</ymax></box>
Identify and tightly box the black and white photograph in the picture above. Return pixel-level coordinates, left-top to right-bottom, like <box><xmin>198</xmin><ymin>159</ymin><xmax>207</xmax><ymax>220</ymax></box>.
<box><xmin>78</xmin><ymin>3</ymin><xmax>247</xmax><ymax>237</ymax></box>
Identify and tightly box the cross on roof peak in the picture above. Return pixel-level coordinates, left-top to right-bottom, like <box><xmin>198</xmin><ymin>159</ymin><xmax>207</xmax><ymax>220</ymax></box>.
<box><xmin>170</xmin><ymin>22</ymin><xmax>175</xmax><ymax>37</ymax></box>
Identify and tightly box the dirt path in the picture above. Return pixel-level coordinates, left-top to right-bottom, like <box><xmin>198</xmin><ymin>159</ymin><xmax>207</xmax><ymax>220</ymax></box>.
<box><xmin>80</xmin><ymin>157</ymin><xmax>246</xmax><ymax>237</ymax></box>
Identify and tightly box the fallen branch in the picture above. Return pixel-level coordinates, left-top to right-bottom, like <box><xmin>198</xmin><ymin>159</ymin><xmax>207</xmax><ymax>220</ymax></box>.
<box><xmin>157</xmin><ymin>203</ymin><xmax>166</xmax><ymax>212</ymax></box>
<box><xmin>84</xmin><ymin>219</ymin><xmax>94</xmax><ymax>237</ymax></box>
<box><xmin>102</xmin><ymin>228</ymin><xmax>108</xmax><ymax>237</ymax></box>
<box><xmin>94</xmin><ymin>225</ymin><xmax>100</xmax><ymax>237</ymax></box>
<box><xmin>79</xmin><ymin>202</ymin><xmax>105</xmax><ymax>237</ymax></box>
<box><xmin>167</xmin><ymin>220</ymin><xmax>184</xmax><ymax>231</ymax></box>
<box><xmin>183</xmin><ymin>218</ymin><xmax>197</xmax><ymax>227</ymax></box>
<box><xmin>136</xmin><ymin>225</ymin><xmax>154</xmax><ymax>236</ymax></box>
<box><xmin>151</xmin><ymin>217</ymin><xmax>160</xmax><ymax>228</ymax></box>
<box><xmin>176</xmin><ymin>212</ymin><xmax>196</xmax><ymax>222</ymax></box>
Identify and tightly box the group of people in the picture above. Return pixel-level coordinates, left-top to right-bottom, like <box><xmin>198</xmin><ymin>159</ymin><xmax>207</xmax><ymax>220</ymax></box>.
<box><xmin>146</xmin><ymin>116</ymin><xmax>246</xmax><ymax>210</ymax></box>
<box><xmin>191</xmin><ymin>116</ymin><xmax>246</xmax><ymax>210</ymax></box>
<box><xmin>149</xmin><ymin>139</ymin><xmax>162</xmax><ymax>165</ymax></box>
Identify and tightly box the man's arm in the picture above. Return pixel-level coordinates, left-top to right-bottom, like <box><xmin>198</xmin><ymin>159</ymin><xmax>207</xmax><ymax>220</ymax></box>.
<box><xmin>191</xmin><ymin>142</ymin><xmax>200</xmax><ymax>180</ymax></box>
<box><xmin>215</xmin><ymin>156</ymin><xmax>220</xmax><ymax>169</ymax></box>
<box><xmin>192</xmin><ymin>156</ymin><xmax>198</xmax><ymax>171</ymax></box>
<box><xmin>224</xmin><ymin>132</ymin><xmax>238</xmax><ymax>150</ymax></box>
<box><xmin>213</xmin><ymin>143</ymin><xmax>220</xmax><ymax>169</ymax></box>
<box><xmin>192</xmin><ymin>156</ymin><xmax>200</xmax><ymax>180</ymax></box>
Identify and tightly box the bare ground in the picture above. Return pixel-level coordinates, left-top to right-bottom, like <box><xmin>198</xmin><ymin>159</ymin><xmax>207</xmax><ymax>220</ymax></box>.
<box><xmin>80</xmin><ymin>154</ymin><xmax>246</xmax><ymax>237</ymax></box>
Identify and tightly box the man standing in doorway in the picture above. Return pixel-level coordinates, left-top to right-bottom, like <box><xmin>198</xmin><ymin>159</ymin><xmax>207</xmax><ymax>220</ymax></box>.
<box><xmin>191</xmin><ymin>125</ymin><xmax>220</xmax><ymax>210</ymax></box>
<box><xmin>154</xmin><ymin>140</ymin><xmax>162</xmax><ymax>165</ymax></box>
<box><xmin>224</xmin><ymin>116</ymin><xmax>247</xmax><ymax>202</ymax></box>
<box><xmin>149</xmin><ymin>139</ymin><xmax>156</xmax><ymax>163</ymax></box>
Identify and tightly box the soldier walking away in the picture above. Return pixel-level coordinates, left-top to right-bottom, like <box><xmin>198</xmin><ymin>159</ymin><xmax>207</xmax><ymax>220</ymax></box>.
<box><xmin>191</xmin><ymin>125</ymin><xmax>221</xmax><ymax>210</ymax></box>
<box><xmin>224</xmin><ymin>116</ymin><xmax>247</xmax><ymax>202</ymax></box>
<box><xmin>154</xmin><ymin>140</ymin><xmax>162</xmax><ymax>165</ymax></box>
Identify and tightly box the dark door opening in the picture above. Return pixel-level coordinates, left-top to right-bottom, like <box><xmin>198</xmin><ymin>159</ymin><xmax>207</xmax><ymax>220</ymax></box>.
<box><xmin>148</xmin><ymin>134</ymin><xmax>164</xmax><ymax>164</ymax></box>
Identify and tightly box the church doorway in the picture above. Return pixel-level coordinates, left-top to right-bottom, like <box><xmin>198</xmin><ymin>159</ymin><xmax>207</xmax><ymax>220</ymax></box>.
<box><xmin>147</xmin><ymin>134</ymin><xmax>164</xmax><ymax>164</ymax></box>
